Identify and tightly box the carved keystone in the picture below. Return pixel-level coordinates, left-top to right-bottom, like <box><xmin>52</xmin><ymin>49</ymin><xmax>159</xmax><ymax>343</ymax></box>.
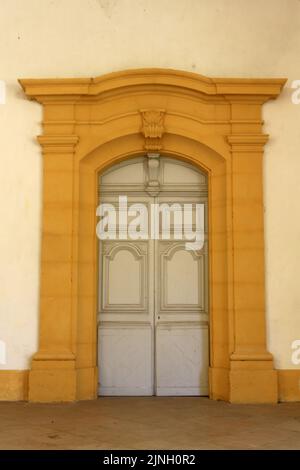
<box><xmin>140</xmin><ymin>109</ymin><xmax>165</xmax><ymax>151</ymax></box>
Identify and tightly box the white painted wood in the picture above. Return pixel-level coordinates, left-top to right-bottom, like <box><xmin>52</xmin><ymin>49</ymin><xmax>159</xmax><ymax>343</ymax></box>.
<box><xmin>98</xmin><ymin>156</ymin><xmax>209</xmax><ymax>396</ymax></box>
<box><xmin>99</xmin><ymin>324</ymin><xmax>153</xmax><ymax>396</ymax></box>
<box><xmin>162</xmin><ymin>159</ymin><xmax>205</xmax><ymax>185</ymax></box>
<box><xmin>165</xmin><ymin>247</ymin><xmax>200</xmax><ymax>305</ymax></box>
<box><xmin>101</xmin><ymin>158</ymin><xmax>145</xmax><ymax>185</ymax></box>
<box><xmin>102</xmin><ymin>243</ymin><xmax>146</xmax><ymax>308</ymax></box>
<box><xmin>155</xmin><ymin>325</ymin><xmax>209</xmax><ymax>396</ymax></box>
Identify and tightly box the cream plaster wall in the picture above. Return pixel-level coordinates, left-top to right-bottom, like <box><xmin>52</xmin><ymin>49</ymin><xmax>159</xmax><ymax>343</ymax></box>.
<box><xmin>0</xmin><ymin>0</ymin><xmax>299</xmax><ymax>370</ymax></box>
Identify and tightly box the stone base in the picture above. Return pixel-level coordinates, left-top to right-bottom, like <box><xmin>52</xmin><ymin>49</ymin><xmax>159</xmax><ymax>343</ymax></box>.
<box><xmin>209</xmin><ymin>367</ymin><xmax>229</xmax><ymax>401</ymax></box>
<box><xmin>0</xmin><ymin>370</ymin><xmax>29</xmax><ymax>401</ymax></box>
<box><xmin>29</xmin><ymin>360</ymin><xmax>76</xmax><ymax>402</ymax></box>
<box><xmin>278</xmin><ymin>370</ymin><xmax>300</xmax><ymax>402</ymax></box>
<box><xmin>76</xmin><ymin>367</ymin><xmax>98</xmax><ymax>400</ymax></box>
<box><xmin>229</xmin><ymin>361</ymin><xmax>278</xmax><ymax>404</ymax></box>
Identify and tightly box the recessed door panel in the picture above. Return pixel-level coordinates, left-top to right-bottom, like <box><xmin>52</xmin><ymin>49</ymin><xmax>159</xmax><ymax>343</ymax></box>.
<box><xmin>99</xmin><ymin>325</ymin><xmax>153</xmax><ymax>396</ymax></box>
<box><xmin>155</xmin><ymin>325</ymin><xmax>209</xmax><ymax>396</ymax></box>
<box><xmin>102</xmin><ymin>243</ymin><xmax>147</xmax><ymax>310</ymax></box>
<box><xmin>162</xmin><ymin>244</ymin><xmax>203</xmax><ymax>307</ymax></box>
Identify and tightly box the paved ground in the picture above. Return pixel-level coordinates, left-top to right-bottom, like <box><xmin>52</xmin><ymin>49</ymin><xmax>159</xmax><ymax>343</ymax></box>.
<box><xmin>0</xmin><ymin>397</ymin><xmax>300</xmax><ymax>449</ymax></box>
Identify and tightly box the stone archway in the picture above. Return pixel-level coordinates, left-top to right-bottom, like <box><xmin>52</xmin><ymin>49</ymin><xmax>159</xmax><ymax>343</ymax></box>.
<box><xmin>19</xmin><ymin>68</ymin><xmax>286</xmax><ymax>403</ymax></box>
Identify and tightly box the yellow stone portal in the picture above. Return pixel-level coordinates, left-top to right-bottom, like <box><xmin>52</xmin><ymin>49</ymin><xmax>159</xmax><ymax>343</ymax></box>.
<box><xmin>19</xmin><ymin>68</ymin><xmax>286</xmax><ymax>403</ymax></box>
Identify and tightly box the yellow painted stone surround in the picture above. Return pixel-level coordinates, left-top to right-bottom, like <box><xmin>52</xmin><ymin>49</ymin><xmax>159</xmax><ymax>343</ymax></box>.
<box><xmin>1</xmin><ymin>370</ymin><xmax>299</xmax><ymax>402</ymax></box>
<box><xmin>11</xmin><ymin>68</ymin><xmax>290</xmax><ymax>403</ymax></box>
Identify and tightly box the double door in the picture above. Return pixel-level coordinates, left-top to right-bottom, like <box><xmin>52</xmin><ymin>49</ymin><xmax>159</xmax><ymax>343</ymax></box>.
<box><xmin>97</xmin><ymin>156</ymin><xmax>209</xmax><ymax>396</ymax></box>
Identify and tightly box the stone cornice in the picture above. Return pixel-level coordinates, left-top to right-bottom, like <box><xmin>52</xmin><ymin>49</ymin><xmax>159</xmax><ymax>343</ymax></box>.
<box><xmin>19</xmin><ymin>68</ymin><xmax>287</xmax><ymax>101</ymax></box>
<box><xmin>227</xmin><ymin>134</ymin><xmax>269</xmax><ymax>152</ymax></box>
<box><xmin>37</xmin><ymin>135</ymin><xmax>79</xmax><ymax>153</ymax></box>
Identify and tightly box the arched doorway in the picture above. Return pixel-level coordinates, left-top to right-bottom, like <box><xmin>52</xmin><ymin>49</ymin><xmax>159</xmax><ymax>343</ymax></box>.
<box><xmin>19</xmin><ymin>68</ymin><xmax>285</xmax><ymax>403</ymax></box>
<box><xmin>98</xmin><ymin>155</ymin><xmax>209</xmax><ymax>396</ymax></box>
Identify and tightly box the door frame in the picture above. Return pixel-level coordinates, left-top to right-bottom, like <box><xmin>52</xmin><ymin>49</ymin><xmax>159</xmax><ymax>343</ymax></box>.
<box><xmin>19</xmin><ymin>68</ymin><xmax>286</xmax><ymax>403</ymax></box>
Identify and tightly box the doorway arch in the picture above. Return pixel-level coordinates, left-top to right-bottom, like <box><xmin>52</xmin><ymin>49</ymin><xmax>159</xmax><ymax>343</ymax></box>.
<box><xmin>19</xmin><ymin>68</ymin><xmax>286</xmax><ymax>403</ymax></box>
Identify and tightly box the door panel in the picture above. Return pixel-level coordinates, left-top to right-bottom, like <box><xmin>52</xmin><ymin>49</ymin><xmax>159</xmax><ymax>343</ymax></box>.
<box><xmin>155</xmin><ymin>239</ymin><xmax>208</xmax><ymax>395</ymax></box>
<box><xmin>161</xmin><ymin>244</ymin><xmax>203</xmax><ymax>307</ymax></box>
<box><xmin>155</xmin><ymin>325</ymin><xmax>209</xmax><ymax>396</ymax></box>
<box><xmin>98</xmin><ymin>236</ymin><xmax>154</xmax><ymax>396</ymax></box>
<box><xmin>99</xmin><ymin>324</ymin><xmax>153</xmax><ymax>395</ymax></box>
<box><xmin>102</xmin><ymin>242</ymin><xmax>147</xmax><ymax>310</ymax></box>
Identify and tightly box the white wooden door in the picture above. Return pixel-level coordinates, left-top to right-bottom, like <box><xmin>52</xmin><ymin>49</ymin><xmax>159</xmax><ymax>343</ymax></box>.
<box><xmin>97</xmin><ymin>156</ymin><xmax>209</xmax><ymax>396</ymax></box>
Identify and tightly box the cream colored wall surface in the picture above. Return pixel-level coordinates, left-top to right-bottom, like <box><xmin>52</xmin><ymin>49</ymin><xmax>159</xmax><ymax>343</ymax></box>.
<box><xmin>0</xmin><ymin>0</ymin><xmax>299</xmax><ymax>370</ymax></box>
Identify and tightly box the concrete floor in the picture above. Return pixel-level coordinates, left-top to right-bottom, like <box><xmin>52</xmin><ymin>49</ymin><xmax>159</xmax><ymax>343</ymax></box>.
<box><xmin>0</xmin><ymin>397</ymin><xmax>300</xmax><ymax>449</ymax></box>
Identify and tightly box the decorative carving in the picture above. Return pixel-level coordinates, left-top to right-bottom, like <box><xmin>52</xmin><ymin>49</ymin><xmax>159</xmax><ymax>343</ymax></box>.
<box><xmin>140</xmin><ymin>109</ymin><xmax>165</xmax><ymax>151</ymax></box>
<box><xmin>145</xmin><ymin>152</ymin><xmax>160</xmax><ymax>196</ymax></box>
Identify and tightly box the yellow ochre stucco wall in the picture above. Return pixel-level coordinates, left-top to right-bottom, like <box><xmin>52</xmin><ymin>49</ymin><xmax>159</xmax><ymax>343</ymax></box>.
<box><xmin>0</xmin><ymin>0</ymin><xmax>299</xmax><ymax>401</ymax></box>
